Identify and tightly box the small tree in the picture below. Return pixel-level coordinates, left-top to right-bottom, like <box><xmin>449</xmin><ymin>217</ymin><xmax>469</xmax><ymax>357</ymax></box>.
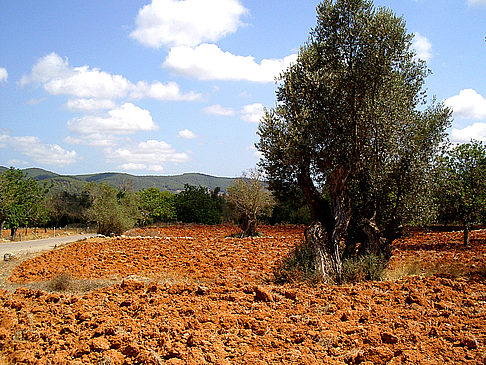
<box><xmin>227</xmin><ymin>170</ymin><xmax>275</xmax><ymax>237</ymax></box>
<box><xmin>436</xmin><ymin>140</ymin><xmax>486</xmax><ymax>245</ymax></box>
<box><xmin>0</xmin><ymin>167</ymin><xmax>50</xmax><ymax>239</ymax></box>
<box><xmin>138</xmin><ymin>187</ymin><xmax>176</xmax><ymax>225</ymax></box>
<box><xmin>84</xmin><ymin>182</ymin><xmax>140</xmax><ymax>235</ymax></box>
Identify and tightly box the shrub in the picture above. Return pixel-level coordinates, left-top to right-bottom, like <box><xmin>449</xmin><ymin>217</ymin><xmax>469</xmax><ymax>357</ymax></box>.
<box><xmin>47</xmin><ymin>273</ymin><xmax>76</xmax><ymax>292</ymax></box>
<box><xmin>273</xmin><ymin>239</ymin><xmax>317</xmax><ymax>284</ymax></box>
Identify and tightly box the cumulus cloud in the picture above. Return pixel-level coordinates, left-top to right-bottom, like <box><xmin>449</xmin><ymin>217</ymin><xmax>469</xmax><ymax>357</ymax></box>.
<box><xmin>203</xmin><ymin>104</ymin><xmax>235</xmax><ymax>116</ymax></box>
<box><xmin>20</xmin><ymin>53</ymin><xmax>130</xmax><ymax>98</ymax></box>
<box><xmin>0</xmin><ymin>134</ymin><xmax>77</xmax><ymax>166</ymax></box>
<box><xmin>164</xmin><ymin>44</ymin><xmax>297</xmax><ymax>83</ymax></box>
<box><xmin>178</xmin><ymin>129</ymin><xmax>196</xmax><ymax>139</ymax></box>
<box><xmin>130</xmin><ymin>81</ymin><xmax>200</xmax><ymax>101</ymax></box>
<box><xmin>445</xmin><ymin>89</ymin><xmax>486</xmax><ymax>120</ymax></box>
<box><xmin>67</xmin><ymin>103</ymin><xmax>158</xmax><ymax>135</ymax></box>
<box><xmin>0</xmin><ymin>67</ymin><xmax>8</xmax><ymax>83</ymax></box>
<box><xmin>412</xmin><ymin>33</ymin><xmax>432</xmax><ymax>61</ymax></box>
<box><xmin>241</xmin><ymin>103</ymin><xmax>264</xmax><ymax>123</ymax></box>
<box><xmin>130</xmin><ymin>0</ymin><xmax>247</xmax><ymax>48</ymax></box>
<box><xmin>451</xmin><ymin>123</ymin><xmax>486</xmax><ymax>142</ymax></box>
<box><xmin>107</xmin><ymin>139</ymin><xmax>190</xmax><ymax>172</ymax></box>
<box><xmin>21</xmin><ymin>52</ymin><xmax>200</xmax><ymax>101</ymax></box>
<box><xmin>66</xmin><ymin>98</ymin><xmax>117</xmax><ymax>112</ymax></box>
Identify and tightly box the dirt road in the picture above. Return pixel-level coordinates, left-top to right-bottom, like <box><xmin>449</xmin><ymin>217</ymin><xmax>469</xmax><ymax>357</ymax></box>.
<box><xmin>0</xmin><ymin>234</ymin><xmax>97</xmax><ymax>257</ymax></box>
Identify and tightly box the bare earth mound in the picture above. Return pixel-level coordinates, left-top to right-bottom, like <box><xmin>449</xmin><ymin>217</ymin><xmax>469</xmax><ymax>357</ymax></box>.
<box><xmin>0</xmin><ymin>225</ymin><xmax>485</xmax><ymax>364</ymax></box>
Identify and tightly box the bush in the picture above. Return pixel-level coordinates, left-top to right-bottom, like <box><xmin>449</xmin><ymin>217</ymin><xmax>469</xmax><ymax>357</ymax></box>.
<box><xmin>274</xmin><ymin>241</ymin><xmax>388</xmax><ymax>284</ymax></box>
<box><xmin>84</xmin><ymin>183</ymin><xmax>140</xmax><ymax>236</ymax></box>
<box><xmin>273</xmin><ymin>239</ymin><xmax>317</xmax><ymax>284</ymax></box>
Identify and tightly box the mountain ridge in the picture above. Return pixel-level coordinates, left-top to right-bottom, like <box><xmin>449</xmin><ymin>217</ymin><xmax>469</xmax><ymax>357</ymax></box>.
<box><xmin>0</xmin><ymin>166</ymin><xmax>237</xmax><ymax>194</ymax></box>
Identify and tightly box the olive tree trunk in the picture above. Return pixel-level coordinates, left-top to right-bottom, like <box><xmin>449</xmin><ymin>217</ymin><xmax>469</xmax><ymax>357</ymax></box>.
<box><xmin>299</xmin><ymin>167</ymin><xmax>351</xmax><ymax>283</ymax></box>
<box><xmin>240</xmin><ymin>215</ymin><xmax>257</xmax><ymax>237</ymax></box>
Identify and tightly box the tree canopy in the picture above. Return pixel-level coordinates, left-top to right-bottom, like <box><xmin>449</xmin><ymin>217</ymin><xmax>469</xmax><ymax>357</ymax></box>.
<box><xmin>435</xmin><ymin>140</ymin><xmax>486</xmax><ymax>244</ymax></box>
<box><xmin>84</xmin><ymin>182</ymin><xmax>140</xmax><ymax>236</ymax></box>
<box><xmin>174</xmin><ymin>185</ymin><xmax>222</xmax><ymax>225</ymax></box>
<box><xmin>138</xmin><ymin>188</ymin><xmax>177</xmax><ymax>225</ymax></box>
<box><xmin>0</xmin><ymin>167</ymin><xmax>50</xmax><ymax>239</ymax></box>
<box><xmin>257</xmin><ymin>0</ymin><xmax>451</xmax><ymax>282</ymax></box>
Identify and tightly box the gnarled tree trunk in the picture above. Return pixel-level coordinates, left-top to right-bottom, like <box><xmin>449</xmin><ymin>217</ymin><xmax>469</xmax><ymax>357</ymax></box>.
<box><xmin>239</xmin><ymin>215</ymin><xmax>257</xmax><ymax>237</ymax></box>
<box><xmin>298</xmin><ymin>167</ymin><xmax>351</xmax><ymax>283</ymax></box>
<box><xmin>360</xmin><ymin>215</ymin><xmax>391</xmax><ymax>259</ymax></box>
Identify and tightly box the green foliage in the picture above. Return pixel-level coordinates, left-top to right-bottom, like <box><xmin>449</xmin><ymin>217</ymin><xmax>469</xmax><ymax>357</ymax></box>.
<box><xmin>227</xmin><ymin>170</ymin><xmax>275</xmax><ymax>236</ymax></box>
<box><xmin>138</xmin><ymin>188</ymin><xmax>176</xmax><ymax>225</ymax></box>
<box><xmin>174</xmin><ymin>185</ymin><xmax>222</xmax><ymax>225</ymax></box>
<box><xmin>270</xmin><ymin>184</ymin><xmax>310</xmax><ymax>225</ymax></box>
<box><xmin>84</xmin><ymin>182</ymin><xmax>140</xmax><ymax>235</ymax></box>
<box><xmin>0</xmin><ymin>167</ymin><xmax>50</xmax><ymax>238</ymax></box>
<box><xmin>273</xmin><ymin>239</ymin><xmax>317</xmax><ymax>284</ymax></box>
<box><xmin>434</xmin><ymin>140</ymin><xmax>486</xmax><ymax>241</ymax></box>
<box><xmin>46</xmin><ymin>191</ymin><xmax>91</xmax><ymax>226</ymax></box>
<box><xmin>258</xmin><ymin>0</ymin><xmax>451</xmax><ymax>280</ymax></box>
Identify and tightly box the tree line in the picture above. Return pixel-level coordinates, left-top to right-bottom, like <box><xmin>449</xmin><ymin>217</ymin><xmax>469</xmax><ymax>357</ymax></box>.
<box><xmin>1</xmin><ymin>139</ymin><xmax>485</xmax><ymax>243</ymax></box>
<box><xmin>0</xmin><ymin>167</ymin><xmax>273</xmax><ymax>239</ymax></box>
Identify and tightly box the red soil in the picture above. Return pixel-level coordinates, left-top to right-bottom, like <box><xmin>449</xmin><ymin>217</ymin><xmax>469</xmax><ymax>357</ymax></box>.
<box><xmin>1</xmin><ymin>225</ymin><xmax>485</xmax><ymax>364</ymax></box>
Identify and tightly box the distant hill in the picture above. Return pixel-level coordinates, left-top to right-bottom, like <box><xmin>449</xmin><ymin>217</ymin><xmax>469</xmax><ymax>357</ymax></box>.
<box><xmin>0</xmin><ymin>166</ymin><xmax>237</xmax><ymax>195</ymax></box>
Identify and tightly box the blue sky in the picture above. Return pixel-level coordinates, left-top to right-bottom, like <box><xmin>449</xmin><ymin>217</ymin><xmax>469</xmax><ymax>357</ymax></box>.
<box><xmin>0</xmin><ymin>0</ymin><xmax>485</xmax><ymax>177</ymax></box>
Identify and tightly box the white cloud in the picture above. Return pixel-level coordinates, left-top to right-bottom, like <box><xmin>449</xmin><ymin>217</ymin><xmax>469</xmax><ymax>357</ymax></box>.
<box><xmin>0</xmin><ymin>134</ymin><xmax>77</xmax><ymax>166</ymax></box>
<box><xmin>241</xmin><ymin>103</ymin><xmax>264</xmax><ymax>123</ymax></box>
<box><xmin>468</xmin><ymin>0</ymin><xmax>486</xmax><ymax>6</ymax></box>
<box><xmin>445</xmin><ymin>89</ymin><xmax>486</xmax><ymax>120</ymax></box>
<box><xmin>107</xmin><ymin>139</ymin><xmax>190</xmax><ymax>172</ymax></box>
<box><xmin>178</xmin><ymin>129</ymin><xmax>196</xmax><ymax>139</ymax></box>
<box><xmin>130</xmin><ymin>0</ymin><xmax>247</xmax><ymax>48</ymax></box>
<box><xmin>451</xmin><ymin>122</ymin><xmax>486</xmax><ymax>142</ymax></box>
<box><xmin>412</xmin><ymin>33</ymin><xmax>432</xmax><ymax>62</ymax></box>
<box><xmin>164</xmin><ymin>44</ymin><xmax>297</xmax><ymax>83</ymax></box>
<box><xmin>20</xmin><ymin>53</ymin><xmax>130</xmax><ymax>99</ymax></box>
<box><xmin>66</xmin><ymin>98</ymin><xmax>117</xmax><ymax>112</ymax></box>
<box><xmin>67</xmin><ymin>103</ymin><xmax>158</xmax><ymax>135</ymax></box>
<box><xmin>203</xmin><ymin>104</ymin><xmax>235</xmax><ymax>116</ymax></box>
<box><xmin>120</xmin><ymin>163</ymin><xmax>149</xmax><ymax>171</ymax></box>
<box><xmin>21</xmin><ymin>52</ymin><xmax>199</xmax><ymax>101</ymax></box>
<box><xmin>0</xmin><ymin>67</ymin><xmax>8</xmax><ymax>83</ymax></box>
<box><xmin>130</xmin><ymin>81</ymin><xmax>200</xmax><ymax>101</ymax></box>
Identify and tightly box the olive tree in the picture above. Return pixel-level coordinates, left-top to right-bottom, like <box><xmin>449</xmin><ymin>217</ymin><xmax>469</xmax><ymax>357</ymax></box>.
<box><xmin>227</xmin><ymin>170</ymin><xmax>275</xmax><ymax>237</ymax></box>
<box><xmin>84</xmin><ymin>182</ymin><xmax>140</xmax><ymax>236</ymax></box>
<box><xmin>257</xmin><ymin>0</ymin><xmax>451</xmax><ymax>282</ymax></box>
<box><xmin>435</xmin><ymin>140</ymin><xmax>486</xmax><ymax>245</ymax></box>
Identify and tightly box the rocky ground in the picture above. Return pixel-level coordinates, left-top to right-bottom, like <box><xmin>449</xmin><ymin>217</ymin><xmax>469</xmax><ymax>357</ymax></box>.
<box><xmin>0</xmin><ymin>225</ymin><xmax>485</xmax><ymax>364</ymax></box>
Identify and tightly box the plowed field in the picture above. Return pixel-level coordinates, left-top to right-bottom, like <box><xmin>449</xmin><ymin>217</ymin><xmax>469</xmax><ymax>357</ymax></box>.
<box><xmin>1</xmin><ymin>225</ymin><xmax>485</xmax><ymax>364</ymax></box>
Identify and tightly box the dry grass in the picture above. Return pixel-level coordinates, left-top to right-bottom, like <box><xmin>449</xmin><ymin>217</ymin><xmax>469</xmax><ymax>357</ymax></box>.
<box><xmin>8</xmin><ymin>274</ymin><xmax>119</xmax><ymax>294</ymax></box>
<box><xmin>385</xmin><ymin>257</ymin><xmax>468</xmax><ymax>280</ymax></box>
